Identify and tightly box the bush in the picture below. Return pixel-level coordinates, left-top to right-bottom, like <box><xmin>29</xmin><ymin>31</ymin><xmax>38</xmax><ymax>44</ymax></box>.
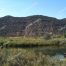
<box><xmin>44</xmin><ymin>34</ymin><xmax>51</xmax><ymax>40</ymax></box>
<box><xmin>64</xmin><ymin>33</ymin><xmax>66</xmax><ymax>38</ymax></box>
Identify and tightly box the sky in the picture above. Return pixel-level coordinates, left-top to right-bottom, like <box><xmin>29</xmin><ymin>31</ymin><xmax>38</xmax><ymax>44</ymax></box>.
<box><xmin>0</xmin><ymin>0</ymin><xmax>66</xmax><ymax>19</ymax></box>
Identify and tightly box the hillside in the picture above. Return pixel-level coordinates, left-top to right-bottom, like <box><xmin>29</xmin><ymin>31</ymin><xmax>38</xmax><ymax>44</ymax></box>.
<box><xmin>0</xmin><ymin>15</ymin><xmax>66</xmax><ymax>36</ymax></box>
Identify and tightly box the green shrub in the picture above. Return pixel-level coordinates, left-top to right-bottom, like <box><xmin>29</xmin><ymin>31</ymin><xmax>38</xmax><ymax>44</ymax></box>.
<box><xmin>64</xmin><ymin>33</ymin><xmax>66</xmax><ymax>38</ymax></box>
<box><xmin>44</xmin><ymin>34</ymin><xmax>51</xmax><ymax>40</ymax></box>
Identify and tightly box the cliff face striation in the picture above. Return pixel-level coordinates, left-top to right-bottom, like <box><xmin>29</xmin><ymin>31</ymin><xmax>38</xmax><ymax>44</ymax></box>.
<box><xmin>0</xmin><ymin>15</ymin><xmax>66</xmax><ymax>36</ymax></box>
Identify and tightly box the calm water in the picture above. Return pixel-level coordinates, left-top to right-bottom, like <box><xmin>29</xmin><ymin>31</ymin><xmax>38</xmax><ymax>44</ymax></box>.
<box><xmin>31</xmin><ymin>47</ymin><xmax>66</xmax><ymax>60</ymax></box>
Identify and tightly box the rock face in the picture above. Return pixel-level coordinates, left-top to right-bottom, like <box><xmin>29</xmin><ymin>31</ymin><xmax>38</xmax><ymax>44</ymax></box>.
<box><xmin>0</xmin><ymin>15</ymin><xmax>66</xmax><ymax>36</ymax></box>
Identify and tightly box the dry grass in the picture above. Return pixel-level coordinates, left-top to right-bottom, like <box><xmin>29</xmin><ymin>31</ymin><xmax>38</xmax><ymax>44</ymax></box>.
<box><xmin>0</xmin><ymin>48</ymin><xmax>66</xmax><ymax>66</ymax></box>
<box><xmin>0</xmin><ymin>36</ymin><xmax>66</xmax><ymax>47</ymax></box>
<box><xmin>0</xmin><ymin>36</ymin><xmax>66</xmax><ymax>66</ymax></box>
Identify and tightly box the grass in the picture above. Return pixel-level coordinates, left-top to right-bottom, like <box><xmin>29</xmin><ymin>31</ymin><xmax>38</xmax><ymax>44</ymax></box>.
<box><xmin>0</xmin><ymin>48</ymin><xmax>66</xmax><ymax>66</ymax></box>
<box><xmin>0</xmin><ymin>36</ymin><xmax>66</xmax><ymax>48</ymax></box>
<box><xmin>0</xmin><ymin>36</ymin><xmax>66</xmax><ymax>66</ymax></box>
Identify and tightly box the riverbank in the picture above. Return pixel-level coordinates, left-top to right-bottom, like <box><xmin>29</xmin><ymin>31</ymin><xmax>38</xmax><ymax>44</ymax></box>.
<box><xmin>0</xmin><ymin>36</ymin><xmax>66</xmax><ymax>66</ymax></box>
<box><xmin>0</xmin><ymin>36</ymin><xmax>66</xmax><ymax>48</ymax></box>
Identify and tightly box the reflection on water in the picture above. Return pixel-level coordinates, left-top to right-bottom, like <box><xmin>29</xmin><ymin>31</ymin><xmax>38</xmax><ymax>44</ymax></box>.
<box><xmin>52</xmin><ymin>53</ymin><xmax>64</xmax><ymax>61</ymax></box>
<box><xmin>33</xmin><ymin>47</ymin><xmax>66</xmax><ymax>61</ymax></box>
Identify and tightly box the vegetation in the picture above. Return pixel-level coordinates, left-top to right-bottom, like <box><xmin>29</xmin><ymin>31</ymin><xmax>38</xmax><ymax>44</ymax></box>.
<box><xmin>0</xmin><ymin>15</ymin><xmax>66</xmax><ymax>66</ymax></box>
<box><xmin>0</xmin><ymin>36</ymin><xmax>66</xmax><ymax>48</ymax></box>
<box><xmin>0</xmin><ymin>48</ymin><xmax>66</xmax><ymax>66</ymax></box>
<box><xmin>64</xmin><ymin>33</ymin><xmax>66</xmax><ymax>38</ymax></box>
<box><xmin>0</xmin><ymin>36</ymin><xmax>66</xmax><ymax>66</ymax></box>
<box><xmin>44</xmin><ymin>34</ymin><xmax>52</xmax><ymax>40</ymax></box>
